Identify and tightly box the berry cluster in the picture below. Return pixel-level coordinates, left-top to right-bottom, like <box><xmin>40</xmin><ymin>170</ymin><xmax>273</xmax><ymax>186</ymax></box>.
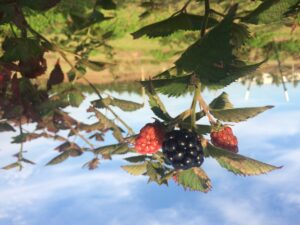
<box><xmin>210</xmin><ymin>126</ymin><xmax>238</xmax><ymax>153</ymax></box>
<box><xmin>162</xmin><ymin>129</ymin><xmax>204</xmax><ymax>170</ymax></box>
<box><xmin>134</xmin><ymin>122</ymin><xmax>165</xmax><ymax>154</ymax></box>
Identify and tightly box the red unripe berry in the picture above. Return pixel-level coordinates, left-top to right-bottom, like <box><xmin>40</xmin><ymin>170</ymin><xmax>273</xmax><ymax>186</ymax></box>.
<box><xmin>210</xmin><ymin>125</ymin><xmax>238</xmax><ymax>153</ymax></box>
<box><xmin>134</xmin><ymin>122</ymin><xmax>165</xmax><ymax>154</ymax></box>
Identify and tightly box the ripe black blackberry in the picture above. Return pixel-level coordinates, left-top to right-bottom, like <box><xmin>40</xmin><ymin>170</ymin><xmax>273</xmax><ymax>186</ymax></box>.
<box><xmin>162</xmin><ymin>129</ymin><xmax>204</xmax><ymax>170</ymax></box>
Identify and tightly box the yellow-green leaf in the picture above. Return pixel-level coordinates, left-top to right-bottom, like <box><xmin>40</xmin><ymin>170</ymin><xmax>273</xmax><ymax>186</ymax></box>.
<box><xmin>207</xmin><ymin>143</ymin><xmax>282</xmax><ymax>176</ymax></box>
<box><xmin>178</xmin><ymin>167</ymin><xmax>212</xmax><ymax>192</ymax></box>
<box><xmin>210</xmin><ymin>105</ymin><xmax>274</xmax><ymax>122</ymax></box>
<box><xmin>121</xmin><ymin>163</ymin><xmax>147</xmax><ymax>176</ymax></box>
<box><xmin>46</xmin><ymin>151</ymin><xmax>69</xmax><ymax>166</ymax></box>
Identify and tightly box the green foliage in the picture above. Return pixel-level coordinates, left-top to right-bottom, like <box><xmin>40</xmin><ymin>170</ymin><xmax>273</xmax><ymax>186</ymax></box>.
<box><xmin>210</xmin><ymin>105</ymin><xmax>274</xmax><ymax>122</ymax></box>
<box><xmin>174</xmin><ymin>5</ymin><xmax>262</xmax><ymax>88</ymax></box>
<box><xmin>178</xmin><ymin>168</ymin><xmax>212</xmax><ymax>192</ymax></box>
<box><xmin>121</xmin><ymin>163</ymin><xmax>147</xmax><ymax>176</ymax></box>
<box><xmin>207</xmin><ymin>144</ymin><xmax>282</xmax><ymax>176</ymax></box>
<box><xmin>243</xmin><ymin>0</ymin><xmax>300</xmax><ymax>24</ymax></box>
<box><xmin>0</xmin><ymin>122</ymin><xmax>16</xmax><ymax>132</ymax></box>
<box><xmin>209</xmin><ymin>92</ymin><xmax>234</xmax><ymax>110</ymax></box>
<box><xmin>1</xmin><ymin>38</ymin><xmax>44</xmax><ymax>62</ymax></box>
<box><xmin>19</xmin><ymin>0</ymin><xmax>61</xmax><ymax>11</ymax></box>
<box><xmin>132</xmin><ymin>13</ymin><xmax>218</xmax><ymax>39</ymax></box>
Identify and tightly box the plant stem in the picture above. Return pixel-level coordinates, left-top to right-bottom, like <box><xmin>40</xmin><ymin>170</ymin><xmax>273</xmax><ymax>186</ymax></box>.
<box><xmin>171</xmin><ymin>0</ymin><xmax>192</xmax><ymax>17</ymax></box>
<box><xmin>201</xmin><ymin>0</ymin><xmax>210</xmax><ymax>37</ymax></box>
<box><xmin>190</xmin><ymin>84</ymin><xmax>200</xmax><ymax>129</ymax></box>
<box><xmin>18</xmin><ymin>123</ymin><xmax>24</xmax><ymax>170</ymax></box>
<box><xmin>55</xmin><ymin>110</ymin><xmax>95</xmax><ymax>150</ymax></box>
<box><xmin>84</xmin><ymin>78</ymin><xmax>134</xmax><ymax>135</ymax></box>
<box><xmin>197</xmin><ymin>89</ymin><xmax>215</xmax><ymax>124</ymax></box>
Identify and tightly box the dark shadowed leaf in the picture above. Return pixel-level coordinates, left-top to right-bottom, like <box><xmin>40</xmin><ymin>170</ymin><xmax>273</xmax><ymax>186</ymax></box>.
<box><xmin>124</xmin><ymin>155</ymin><xmax>149</xmax><ymax>163</ymax></box>
<box><xmin>0</xmin><ymin>122</ymin><xmax>15</xmax><ymax>132</ymax></box>
<box><xmin>242</xmin><ymin>0</ymin><xmax>299</xmax><ymax>24</ymax></box>
<box><xmin>132</xmin><ymin>13</ymin><xmax>218</xmax><ymax>39</ymax></box>
<box><xmin>96</xmin><ymin>0</ymin><xmax>117</xmax><ymax>9</ymax></box>
<box><xmin>19</xmin><ymin>0</ymin><xmax>61</xmax><ymax>11</ymax></box>
<box><xmin>144</xmin><ymin>83</ymin><xmax>172</xmax><ymax>121</ymax></box>
<box><xmin>174</xmin><ymin>5</ymin><xmax>262</xmax><ymax>88</ymax></box>
<box><xmin>47</xmin><ymin>60</ymin><xmax>64</xmax><ymax>90</ymax></box>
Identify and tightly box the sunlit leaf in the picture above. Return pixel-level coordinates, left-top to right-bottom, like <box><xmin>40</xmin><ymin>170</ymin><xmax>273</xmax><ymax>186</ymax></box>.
<box><xmin>2</xmin><ymin>162</ymin><xmax>19</xmax><ymax>170</ymax></box>
<box><xmin>69</xmin><ymin>91</ymin><xmax>85</xmax><ymax>107</ymax></box>
<box><xmin>207</xmin><ymin>143</ymin><xmax>282</xmax><ymax>175</ymax></box>
<box><xmin>178</xmin><ymin>167</ymin><xmax>212</xmax><ymax>192</ymax></box>
<box><xmin>209</xmin><ymin>92</ymin><xmax>233</xmax><ymax>110</ymax></box>
<box><xmin>210</xmin><ymin>105</ymin><xmax>274</xmax><ymax>122</ymax></box>
<box><xmin>121</xmin><ymin>163</ymin><xmax>147</xmax><ymax>176</ymax></box>
<box><xmin>46</xmin><ymin>151</ymin><xmax>69</xmax><ymax>166</ymax></box>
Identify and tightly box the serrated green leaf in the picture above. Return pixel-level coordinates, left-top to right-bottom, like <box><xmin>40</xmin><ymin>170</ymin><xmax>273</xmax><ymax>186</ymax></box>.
<box><xmin>178</xmin><ymin>168</ymin><xmax>212</xmax><ymax>192</ymax></box>
<box><xmin>2</xmin><ymin>162</ymin><xmax>19</xmax><ymax>170</ymax></box>
<box><xmin>46</xmin><ymin>151</ymin><xmax>69</xmax><ymax>166</ymax></box>
<box><xmin>242</xmin><ymin>0</ymin><xmax>299</xmax><ymax>24</ymax></box>
<box><xmin>174</xmin><ymin>5</ymin><xmax>262</xmax><ymax>88</ymax></box>
<box><xmin>144</xmin><ymin>75</ymin><xmax>194</xmax><ymax>97</ymax></box>
<box><xmin>121</xmin><ymin>163</ymin><xmax>147</xmax><ymax>176</ymax></box>
<box><xmin>132</xmin><ymin>13</ymin><xmax>218</xmax><ymax>39</ymax></box>
<box><xmin>0</xmin><ymin>122</ymin><xmax>15</xmax><ymax>132</ymax></box>
<box><xmin>209</xmin><ymin>92</ymin><xmax>233</xmax><ymax>110</ymax></box>
<box><xmin>124</xmin><ymin>155</ymin><xmax>149</xmax><ymax>163</ymax></box>
<box><xmin>210</xmin><ymin>105</ymin><xmax>274</xmax><ymax>122</ymax></box>
<box><xmin>207</xmin><ymin>143</ymin><xmax>282</xmax><ymax>176</ymax></box>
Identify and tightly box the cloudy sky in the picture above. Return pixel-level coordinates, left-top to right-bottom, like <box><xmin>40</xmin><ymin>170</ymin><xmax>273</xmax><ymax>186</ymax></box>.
<box><xmin>0</xmin><ymin>82</ymin><xmax>299</xmax><ymax>225</ymax></box>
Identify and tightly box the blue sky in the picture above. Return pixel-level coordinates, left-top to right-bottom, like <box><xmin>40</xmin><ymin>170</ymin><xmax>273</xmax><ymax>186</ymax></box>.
<box><xmin>0</xmin><ymin>82</ymin><xmax>299</xmax><ymax>225</ymax></box>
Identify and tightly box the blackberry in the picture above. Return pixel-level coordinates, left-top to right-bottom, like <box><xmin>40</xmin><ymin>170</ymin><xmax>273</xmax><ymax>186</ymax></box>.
<box><xmin>162</xmin><ymin>129</ymin><xmax>204</xmax><ymax>170</ymax></box>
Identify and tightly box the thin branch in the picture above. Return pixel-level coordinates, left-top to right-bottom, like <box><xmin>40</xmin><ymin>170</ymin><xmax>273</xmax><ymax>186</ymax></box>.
<box><xmin>210</xmin><ymin>8</ymin><xmax>225</xmax><ymax>17</ymax></box>
<box><xmin>201</xmin><ymin>0</ymin><xmax>210</xmax><ymax>37</ymax></box>
<box><xmin>84</xmin><ymin>78</ymin><xmax>135</xmax><ymax>135</ymax></box>
<box><xmin>171</xmin><ymin>0</ymin><xmax>192</xmax><ymax>17</ymax></box>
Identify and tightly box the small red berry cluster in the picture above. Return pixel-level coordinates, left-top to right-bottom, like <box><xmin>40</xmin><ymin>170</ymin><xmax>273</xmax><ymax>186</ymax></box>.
<box><xmin>135</xmin><ymin>122</ymin><xmax>165</xmax><ymax>154</ymax></box>
<box><xmin>210</xmin><ymin>125</ymin><xmax>238</xmax><ymax>153</ymax></box>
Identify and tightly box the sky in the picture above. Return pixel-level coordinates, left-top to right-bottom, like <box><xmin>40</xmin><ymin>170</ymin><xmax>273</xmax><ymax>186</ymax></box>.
<box><xmin>0</xmin><ymin>81</ymin><xmax>299</xmax><ymax>225</ymax></box>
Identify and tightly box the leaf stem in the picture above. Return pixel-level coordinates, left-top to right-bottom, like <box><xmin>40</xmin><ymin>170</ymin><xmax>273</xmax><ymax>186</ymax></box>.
<box><xmin>201</xmin><ymin>0</ymin><xmax>210</xmax><ymax>37</ymax></box>
<box><xmin>190</xmin><ymin>84</ymin><xmax>200</xmax><ymax>129</ymax></box>
<box><xmin>197</xmin><ymin>88</ymin><xmax>215</xmax><ymax>124</ymax></box>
